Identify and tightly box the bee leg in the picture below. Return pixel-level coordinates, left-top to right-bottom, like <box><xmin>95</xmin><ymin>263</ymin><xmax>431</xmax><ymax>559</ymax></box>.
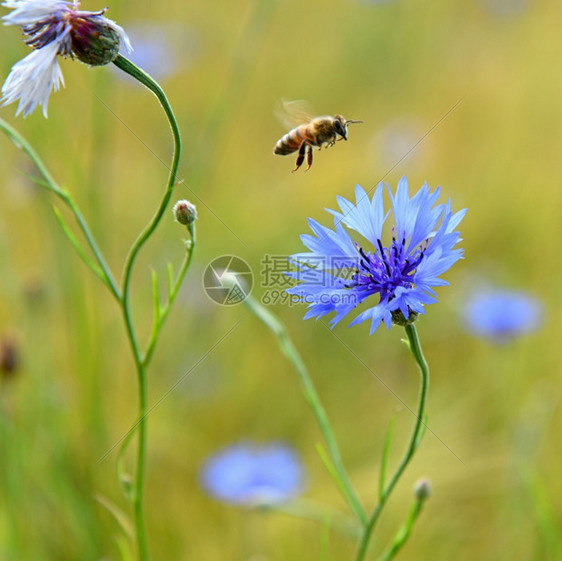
<box><xmin>292</xmin><ymin>142</ymin><xmax>307</xmax><ymax>172</ymax></box>
<box><xmin>305</xmin><ymin>144</ymin><xmax>313</xmax><ymax>171</ymax></box>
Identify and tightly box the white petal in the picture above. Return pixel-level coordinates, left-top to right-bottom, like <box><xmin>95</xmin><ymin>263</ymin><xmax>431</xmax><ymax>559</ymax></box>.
<box><xmin>1</xmin><ymin>39</ymin><xmax>65</xmax><ymax>117</ymax></box>
<box><xmin>106</xmin><ymin>18</ymin><xmax>133</xmax><ymax>53</ymax></box>
<box><xmin>2</xmin><ymin>1</ymin><xmax>73</xmax><ymax>26</ymax></box>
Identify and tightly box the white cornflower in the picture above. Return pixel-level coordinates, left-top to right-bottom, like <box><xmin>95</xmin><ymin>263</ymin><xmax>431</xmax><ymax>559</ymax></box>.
<box><xmin>1</xmin><ymin>0</ymin><xmax>132</xmax><ymax>117</ymax></box>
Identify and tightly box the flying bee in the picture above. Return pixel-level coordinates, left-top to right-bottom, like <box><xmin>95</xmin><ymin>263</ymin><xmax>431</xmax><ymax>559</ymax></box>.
<box><xmin>273</xmin><ymin>101</ymin><xmax>363</xmax><ymax>172</ymax></box>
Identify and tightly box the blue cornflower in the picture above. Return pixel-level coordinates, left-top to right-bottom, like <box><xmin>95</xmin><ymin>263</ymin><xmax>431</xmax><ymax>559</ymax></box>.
<box><xmin>286</xmin><ymin>177</ymin><xmax>466</xmax><ymax>334</ymax></box>
<box><xmin>462</xmin><ymin>289</ymin><xmax>543</xmax><ymax>341</ymax></box>
<box><xmin>199</xmin><ymin>441</ymin><xmax>304</xmax><ymax>506</ymax></box>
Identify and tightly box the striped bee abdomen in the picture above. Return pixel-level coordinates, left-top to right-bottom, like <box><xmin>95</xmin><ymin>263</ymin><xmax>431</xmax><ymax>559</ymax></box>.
<box><xmin>274</xmin><ymin>125</ymin><xmax>312</xmax><ymax>155</ymax></box>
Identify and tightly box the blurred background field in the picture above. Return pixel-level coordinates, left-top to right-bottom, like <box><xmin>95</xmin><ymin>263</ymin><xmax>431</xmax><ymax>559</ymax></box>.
<box><xmin>1</xmin><ymin>0</ymin><xmax>561</xmax><ymax>559</ymax></box>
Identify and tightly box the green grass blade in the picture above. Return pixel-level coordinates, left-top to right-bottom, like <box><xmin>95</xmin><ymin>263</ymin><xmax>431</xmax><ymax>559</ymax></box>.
<box><xmin>415</xmin><ymin>412</ymin><xmax>428</xmax><ymax>448</ymax></box>
<box><xmin>95</xmin><ymin>493</ymin><xmax>135</xmax><ymax>541</ymax></box>
<box><xmin>379</xmin><ymin>419</ymin><xmax>395</xmax><ymax>501</ymax></box>
<box><xmin>52</xmin><ymin>206</ymin><xmax>106</xmax><ymax>284</ymax></box>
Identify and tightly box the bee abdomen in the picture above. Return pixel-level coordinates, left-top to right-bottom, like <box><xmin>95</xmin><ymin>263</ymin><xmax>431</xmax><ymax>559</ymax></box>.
<box><xmin>274</xmin><ymin>126</ymin><xmax>309</xmax><ymax>155</ymax></box>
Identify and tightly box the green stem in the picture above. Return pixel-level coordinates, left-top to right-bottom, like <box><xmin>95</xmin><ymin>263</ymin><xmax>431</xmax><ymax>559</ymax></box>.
<box><xmin>112</xmin><ymin>54</ymin><xmax>182</xmax><ymax>359</ymax></box>
<box><xmin>355</xmin><ymin>323</ymin><xmax>429</xmax><ymax>561</ymax></box>
<box><xmin>112</xmin><ymin>55</ymin><xmax>182</xmax><ymax>561</ymax></box>
<box><xmin>244</xmin><ymin>296</ymin><xmax>366</xmax><ymax>525</ymax></box>
<box><xmin>377</xmin><ymin>497</ymin><xmax>425</xmax><ymax>561</ymax></box>
<box><xmin>143</xmin><ymin>226</ymin><xmax>196</xmax><ymax>367</ymax></box>
<box><xmin>2</xmin><ymin>53</ymin><xmax>184</xmax><ymax>561</ymax></box>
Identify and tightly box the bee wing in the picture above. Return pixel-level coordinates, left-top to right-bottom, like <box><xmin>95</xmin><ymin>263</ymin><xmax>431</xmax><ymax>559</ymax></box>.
<box><xmin>274</xmin><ymin>99</ymin><xmax>315</xmax><ymax>130</ymax></box>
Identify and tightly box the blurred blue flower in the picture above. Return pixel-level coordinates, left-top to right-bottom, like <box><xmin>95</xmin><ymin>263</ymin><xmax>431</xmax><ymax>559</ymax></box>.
<box><xmin>482</xmin><ymin>0</ymin><xmax>529</xmax><ymax>17</ymax></box>
<box><xmin>371</xmin><ymin>119</ymin><xmax>423</xmax><ymax>170</ymax></box>
<box><xmin>353</xmin><ymin>0</ymin><xmax>396</xmax><ymax>4</ymax></box>
<box><xmin>286</xmin><ymin>177</ymin><xmax>466</xmax><ymax>334</ymax></box>
<box><xmin>200</xmin><ymin>441</ymin><xmax>304</xmax><ymax>506</ymax></box>
<box><xmin>462</xmin><ymin>289</ymin><xmax>543</xmax><ymax>341</ymax></box>
<box><xmin>116</xmin><ymin>22</ymin><xmax>198</xmax><ymax>83</ymax></box>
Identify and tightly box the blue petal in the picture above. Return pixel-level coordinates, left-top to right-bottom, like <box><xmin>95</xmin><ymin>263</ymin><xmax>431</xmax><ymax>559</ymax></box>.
<box><xmin>388</xmin><ymin>177</ymin><xmax>411</xmax><ymax>240</ymax></box>
<box><xmin>325</xmin><ymin>183</ymin><xmax>385</xmax><ymax>246</ymax></box>
<box><xmin>297</xmin><ymin>218</ymin><xmax>356</xmax><ymax>258</ymax></box>
<box><xmin>348</xmin><ymin>302</ymin><xmax>392</xmax><ymax>333</ymax></box>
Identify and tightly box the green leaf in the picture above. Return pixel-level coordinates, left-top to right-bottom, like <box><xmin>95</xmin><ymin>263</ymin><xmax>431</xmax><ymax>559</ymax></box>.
<box><xmin>52</xmin><ymin>206</ymin><xmax>106</xmax><ymax>284</ymax></box>
<box><xmin>377</xmin><ymin>499</ymin><xmax>424</xmax><ymax>561</ymax></box>
<box><xmin>379</xmin><ymin>418</ymin><xmax>395</xmax><ymax>500</ymax></box>
<box><xmin>95</xmin><ymin>493</ymin><xmax>135</xmax><ymax>541</ymax></box>
<box><xmin>167</xmin><ymin>262</ymin><xmax>174</xmax><ymax>298</ymax></box>
<box><xmin>151</xmin><ymin>269</ymin><xmax>161</xmax><ymax>323</ymax></box>
<box><xmin>415</xmin><ymin>412</ymin><xmax>428</xmax><ymax>448</ymax></box>
<box><xmin>116</xmin><ymin>427</ymin><xmax>138</xmax><ymax>503</ymax></box>
<box><xmin>114</xmin><ymin>535</ymin><xmax>135</xmax><ymax>561</ymax></box>
<box><xmin>20</xmin><ymin>170</ymin><xmax>60</xmax><ymax>195</ymax></box>
<box><xmin>316</xmin><ymin>443</ymin><xmax>364</xmax><ymax>525</ymax></box>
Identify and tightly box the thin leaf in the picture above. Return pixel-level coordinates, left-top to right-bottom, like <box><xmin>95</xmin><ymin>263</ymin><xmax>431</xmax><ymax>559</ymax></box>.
<box><xmin>245</xmin><ymin>294</ymin><xmax>366</xmax><ymax>525</ymax></box>
<box><xmin>20</xmin><ymin>170</ymin><xmax>60</xmax><ymax>195</ymax></box>
<box><xmin>316</xmin><ymin>443</ymin><xmax>365</xmax><ymax>525</ymax></box>
<box><xmin>379</xmin><ymin>418</ymin><xmax>395</xmax><ymax>501</ymax></box>
<box><xmin>95</xmin><ymin>493</ymin><xmax>135</xmax><ymax>541</ymax></box>
<box><xmin>523</xmin><ymin>470</ymin><xmax>562</xmax><ymax>557</ymax></box>
<box><xmin>272</xmin><ymin>497</ymin><xmax>360</xmax><ymax>539</ymax></box>
<box><xmin>167</xmin><ymin>262</ymin><xmax>174</xmax><ymax>299</ymax></box>
<box><xmin>52</xmin><ymin>206</ymin><xmax>106</xmax><ymax>284</ymax></box>
<box><xmin>377</xmin><ymin>498</ymin><xmax>424</xmax><ymax>561</ymax></box>
<box><xmin>0</xmin><ymin>117</ymin><xmax>63</xmax><ymax>196</ymax></box>
<box><xmin>114</xmin><ymin>535</ymin><xmax>135</xmax><ymax>561</ymax></box>
<box><xmin>151</xmin><ymin>269</ymin><xmax>161</xmax><ymax>324</ymax></box>
<box><xmin>415</xmin><ymin>412</ymin><xmax>428</xmax><ymax>448</ymax></box>
<box><xmin>116</xmin><ymin>426</ymin><xmax>138</xmax><ymax>503</ymax></box>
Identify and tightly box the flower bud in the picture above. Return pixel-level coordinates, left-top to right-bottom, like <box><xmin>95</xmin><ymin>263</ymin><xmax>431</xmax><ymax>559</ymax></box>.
<box><xmin>413</xmin><ymin>478</ymin><xmax>431</xmax><ymax>501</ymax></box>
<box><xmin>391</xmin><ymin>308</ymin><xmax>418</xmax><ymax>327</ymax></box>
<box><xmin>70</xmin><ymin>15</ymin><xmax>123</xmax><ymax>65</ymax></box>
<box><xmin>0</xmin><ymin>336</ymin><xmax>19</xmax><ymax>380</ymax></box>
<box><xmin>173</xmin><ymin>200</ymin><xmax>197</xmax><ymax>226</ymax></box>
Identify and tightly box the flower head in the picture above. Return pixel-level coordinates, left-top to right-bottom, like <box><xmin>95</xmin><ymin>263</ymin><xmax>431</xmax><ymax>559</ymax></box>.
<box><xmin>1</xmin><ymin>0</ymin><xmax>132</xmax><ymax>117</ymax></box>
<box><xmin>199</xmin><ymin>441</ymin><xmax>304</xmax><ymax>506</ymax></box>
<box><xmin>462</xmin><ymin>288</ymin><xmax>543</xmax><ymax>341</ymax></box>
<box><xmin>286</xmin><ymin>177</ymin><xmax>466</xmax><ymax>334</ymax></box>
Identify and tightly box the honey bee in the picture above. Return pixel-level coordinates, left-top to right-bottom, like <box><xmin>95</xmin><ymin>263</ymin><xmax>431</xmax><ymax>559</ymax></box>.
<box><xmin>273</xmin><ymin>101</ymin><xmax>362</xmax><ymax>172</ymax></box>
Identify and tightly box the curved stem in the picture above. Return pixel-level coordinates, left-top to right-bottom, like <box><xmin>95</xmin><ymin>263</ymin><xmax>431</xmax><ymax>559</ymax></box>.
<box><xmin>111</xmin><ymin>55</ymin><xmax>182</xmax><ymax>561</ymax></box>
<box><xmin>112</xmin><ymin>54</ymin><xmax>182</xmax><ymax>359</ymax></box>
<box><xmin>355</xmin><ymin>323</ymin><xmax>429</xmax><ymax>561</ymax></box>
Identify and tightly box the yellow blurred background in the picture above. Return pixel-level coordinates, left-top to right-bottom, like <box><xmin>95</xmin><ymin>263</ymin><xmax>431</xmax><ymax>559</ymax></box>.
<box><xmin>1</xmin><ymin>0</ymin><xmax>561</xmax><ymax>559</ymax></box>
